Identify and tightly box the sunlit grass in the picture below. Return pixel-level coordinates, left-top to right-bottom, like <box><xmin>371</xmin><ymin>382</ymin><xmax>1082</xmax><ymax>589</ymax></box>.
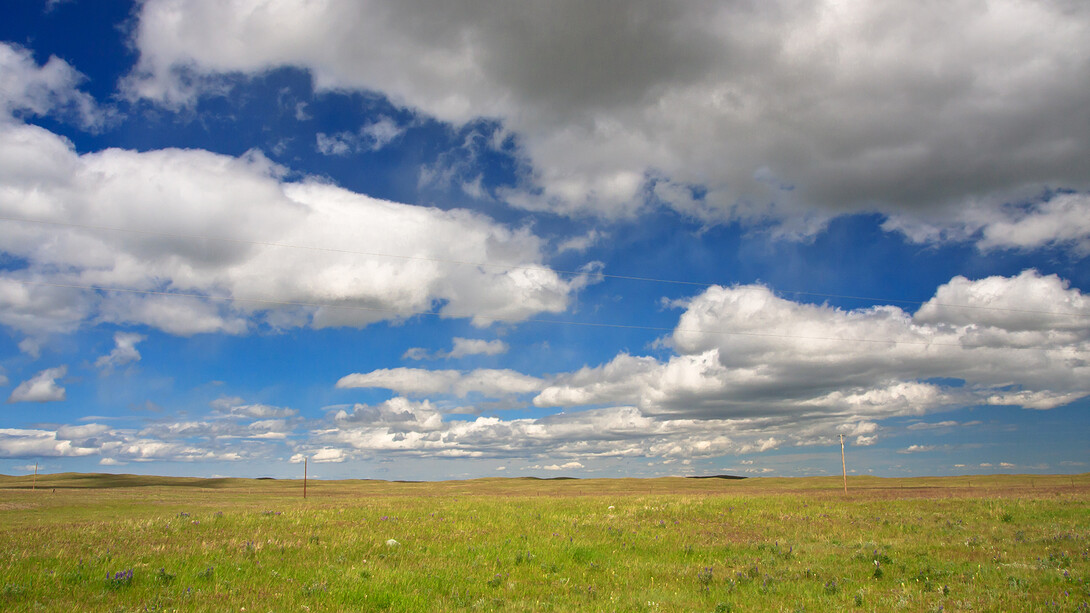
<box><xmin>1</xmin><ymin>473</ymin><xmax>1087</xmax><ymax>611</ymax></box>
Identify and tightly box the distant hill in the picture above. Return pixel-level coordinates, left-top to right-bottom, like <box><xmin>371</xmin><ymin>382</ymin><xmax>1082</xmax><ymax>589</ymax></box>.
<box><xmin>0</xmin><ymin>472</ymin><xmax>253</xmax><ymax>489</ymax></box>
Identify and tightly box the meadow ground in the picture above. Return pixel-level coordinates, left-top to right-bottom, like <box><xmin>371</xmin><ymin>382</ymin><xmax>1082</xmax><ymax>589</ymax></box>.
<box><xmin>0</xmin><ymin>473</ymin><xmax>1087</xmax><ymax>612</ymax></box>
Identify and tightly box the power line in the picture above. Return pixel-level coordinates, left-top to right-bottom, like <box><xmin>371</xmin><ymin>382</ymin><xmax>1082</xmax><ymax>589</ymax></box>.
<box><xmin>1</xmin><ymin>214</ymin><xmax>1086</xmax><ymax>319</ymax></box>
<box><xmin>6</xmin><ymin>278</ymin><xmax>1051</xmax><ymax>350</ymax></box>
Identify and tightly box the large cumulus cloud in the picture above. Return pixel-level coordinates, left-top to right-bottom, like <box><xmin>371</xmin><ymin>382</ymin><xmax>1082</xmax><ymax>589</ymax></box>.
<box><xmin>535</xmin><ymin>270</ymin><xmax>1090</xmax><ymax>422</ymax></box>
<box><xmin>322</xmin><ymin>271</ymin><xmax>1089</xmax><ymax>462</ymax></box>
<box><xmin>124</xmin><ymin>0</ymin><xmax>1090</xmax><ymax>245</ymax></box>
<box><xmin>6</xmin><ymin>272</ymin><xmax>1082</xmax><ymax>468</ymax></box>
<box><xmin>0</xmin><ymin>44</ymin><xmax>592</xmax><ymax>340</ymax></box>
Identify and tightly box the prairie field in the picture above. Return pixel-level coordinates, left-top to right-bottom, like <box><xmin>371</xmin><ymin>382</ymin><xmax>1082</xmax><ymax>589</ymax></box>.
<box><xmin>0</xmin><ymin>473</ymin><xmax>1087</xmax><ymax>612</ymax></box>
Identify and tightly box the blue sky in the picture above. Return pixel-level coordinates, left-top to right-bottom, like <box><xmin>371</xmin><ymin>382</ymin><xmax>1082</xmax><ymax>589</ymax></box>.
<box><xmin>1</xmin><ymin>0</ymin><xmax>1088</xmax><ymax>480</ymax></box>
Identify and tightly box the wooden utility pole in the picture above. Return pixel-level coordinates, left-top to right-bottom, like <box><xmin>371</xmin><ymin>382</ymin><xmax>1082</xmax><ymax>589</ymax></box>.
<box><xmin>840</xmin><ymin>435</ymin><xmax>847</xmax><ymax>494</ymax></box>
<box><xmin>303</xmin><ymin>457</ymin><xmax>308</xmax><ymax>499</ymax></box>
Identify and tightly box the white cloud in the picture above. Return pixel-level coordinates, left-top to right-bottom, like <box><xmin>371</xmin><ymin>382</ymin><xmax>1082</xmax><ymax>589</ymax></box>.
<box><xmin>0</xmin><ymin>276</ymin><xmax>91</xmax><ymax>338</ymax></box>
<box><xmin>317</xmin><ymin>118</ymin><xmax>403</xmax><ymax>156</ymax></box>
<box><xmin>988</xmin><ymin>194</ymin><xmax>1090</xmax><ymax>253</ymax></box>
<box><xmin>403</xmin><ymin>337</ymin><xmax>509</xmax><ymax>361</ymax></box>
<box><xmin>315</xmin><ymin>132</ymin><xmax>352</xmax><ymax>156</ymax></box>
<box><xmin>284</xmin><ymin>270</ymin><xmax>1090</xmax><ymax>464</ymax></box>
<box><xmin>361</xmin><ymin>117</ymin><xmax>403</xmax><ymax>150</ymax></box>
<box><xmin>55</xmin><ymin>423</ymin><xmax>109</xmax><ymax>441</ymax></box>
<box><xmin>907</xmin><ymin>421</ymin><xmax>960</xmax><ymax>431</ymax></box>
<box><xmin>838</xmin><ymin>421</ymin><xmax>878</xmax><ymax>437</ymax></box>
<box><xmin>123</xmin><ymin>2</ymin><xmax>1090</xmax><ymax>244</ymax></box>
<box><xmin>0</xmin><ymin>50</ymin><xmax>593</xmax><ymax>337</ymax></box>
<box><xmin>0</xmin><ymin>427</ymin><xmax>90</xmax><ymax>457</ymax></box>
<box><xmin>914</xmin><ymin>270</ymin><xmax>1087</xmax><ymax>332</ymax></box>
<box><xmin>94</xmin><ymin>332</ymin><xmax>146</xmax><ymax>372</ymax></box>
<box><xmin>7</xmin><ymin>366</ymin><xmax>67</xmax><ymax>403</ymax></box>
<box><xmin>542</xmin><ymin>461</ymin><xmax>583</xmax><ymax>471</ymax></box>
<box><xmin>886</xmin><ymin>192</ymin><xmax>1090</xmax><ymax>254</ymax></box>
<box><xmin>534</xmin><ymin>271</ymin><xmax>1090</xmax><ymax>427</ymax></box>
<box><xmin>984</xmin><ymin>390</ymin><xmax>1087</xmax><ymax>411</ymax></box>
<box><xmin>247</xmin><ymin>419</ymin><xmax>290</xmax><ymax>439</ymax></box>
<box><xmin>0</xmin><ymin>402</ymin><xmax>293</xmax><ymax>463</ymax></box>
<box><xmin>336</xmin><ymin>369</ymin><xmax>460</xmax><ymax>396</ymax></box>
<box><xmin>210</xmin><ymin>396</ymin><xmax>298</xmax><ymax>419</ymax></box>
<box><xmin>336</xmin><ymin>368</ymin><xmax>544</xmax><ymax>398</ymax></box>
<box><xmin>317</xmin><ymin>404</ymin><xmax>778</xmax><ymax>463</ymax></box>
<box><xmin>134</xmin><ymin>395</ymin><xmax>299</xmax><ymax>446</ymax></box>
<box><xmin>0</xmin><ymin>112</ymin><xmax>592</xmax><ymax>338</ymax></box>
<box><xmin>448</xmin><ymin>338</ymin><xmax>509</xmax><ymax>359</ymax></box>
<box><xmin>0</xmin><ymin>43</ymin><xmax>107</xmax><ymax>130</ymax></box>
<box><xmin>899</xmin><ymin>445</ymin><xmax>936</xmax><ymax>454</ymax></box>
<box><xmin>740</xmin><ymin>438</ymin><xmax>781</xmax><ymax>454</ymax></box>
<box><xmin>0</xmin><ymin>398</ymin><xmax>884</xmax><ymax>468</ymax></box>
<box><xmin>311</xmin><ymin>448</ymin><xmax>346</xmax><ymax>463</ymax></box>
<box><xmin>45</xmin><ymin>0</ymin><xmax>75</xmax><ymax>12</ymax></box>
<box><xmin>556</xmin><ymin>230</ymin><xmax>606</xmax><ymax>255</ymax></box>
<box><xmin>332</xmin><ymin>397</ymin><xmax>443</xmax><ymax>432</ymax></box>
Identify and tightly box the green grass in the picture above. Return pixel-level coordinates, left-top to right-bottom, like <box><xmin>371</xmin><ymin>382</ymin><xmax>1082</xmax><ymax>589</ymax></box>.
<box><xmin>1</xmin><ymin>473</ymin><xmax>1087</xmax><ymax>611</ymax></box>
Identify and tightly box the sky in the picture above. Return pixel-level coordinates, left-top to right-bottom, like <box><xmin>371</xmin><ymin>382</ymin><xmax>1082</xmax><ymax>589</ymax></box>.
<box><xmin>1</xmin><ymin>0</ymin><xmax>1088</xmax><ymax>481</ymax></box>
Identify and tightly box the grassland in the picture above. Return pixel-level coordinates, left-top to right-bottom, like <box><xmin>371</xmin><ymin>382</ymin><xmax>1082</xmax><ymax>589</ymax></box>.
<box><xmin>0</xmin><ymin>473</ymin><xmax>1087</xmax><ymax>612</ymax></box>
